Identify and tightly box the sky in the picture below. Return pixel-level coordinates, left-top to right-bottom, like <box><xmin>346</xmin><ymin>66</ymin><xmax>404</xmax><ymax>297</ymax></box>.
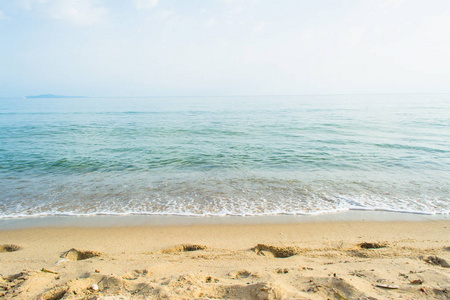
<box><xmin>0</xmin><ymin>0</ymin><xmax>450</xmax><ymax>97</ymax></box>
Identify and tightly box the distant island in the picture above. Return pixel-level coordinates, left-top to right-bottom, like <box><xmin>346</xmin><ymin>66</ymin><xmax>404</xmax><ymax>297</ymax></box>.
<box><xmin>25</xmin><ymin>94</ymin><xmax>86</xmax><ymax>99</ymax></box>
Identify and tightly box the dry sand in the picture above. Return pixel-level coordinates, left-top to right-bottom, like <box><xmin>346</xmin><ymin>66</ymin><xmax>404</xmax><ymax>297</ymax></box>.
<box><xmin>0</xmin><ymin>220</ymin><xmax>449</xmax><ymax>299</ymax></box>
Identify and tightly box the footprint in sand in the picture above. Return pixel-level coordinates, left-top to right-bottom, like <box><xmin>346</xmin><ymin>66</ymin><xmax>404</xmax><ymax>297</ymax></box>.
<box><xmin>204</xmin><ymin>276</ymin><xmax>219</xmax><ymax>283</ymax></box>
<box><xmin>122</xmin><ymin>269</ymin><xmax>150</xmax><ymax>280</ymax></box>
<box><xmin>252</xmin><ymin>244</ymin><xmax>299</xmax><ymax>258</ymax></box>
<box><xmin>229</xmin><ymin>270</ymin><xmax>255</xmax><ymax>279</ymax></box>
<box><xmin>347</xmin><ymin>243</ymin><xmax>388</xmax><ymax>258</ymax></box>
<box><xmin>0</xmin><ymin>244</ymin><xmax>21</xmax><ymax>253</ymax></box>
<box><xmin>276</xmin><ymin>268</ymin><xmax>289</xmax><ymax>274</ymax></box>
<box><xmin>161</xmin><ymin>244</ymin><xmax>207</xmax><ymax>254</ymax></box>
<box><xmin>226</xmin><ymin>282</ymin><xmax>288</xmax><ymax>299</ymax></box>
<box><xmin>423</xmin><ymin>255</ymin><xmax>450</xmax><ymax>268</ymax></box>
<box><xmin>358</xmin><ymin>242</ymin><xmax>388</xmax><ymax>249</ymax></box>
<box><xmin>60</xmin><ymin>248</ymin><xmax>101</xmax><ymax>261</ymax></box>
<box><xmin>38</xmin><ymin>287</ymin><xmax>68</xmax><ymax>300</ymax></box>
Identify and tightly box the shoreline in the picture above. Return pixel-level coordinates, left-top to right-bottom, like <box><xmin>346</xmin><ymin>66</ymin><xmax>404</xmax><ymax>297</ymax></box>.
<box><xmin>0</xmin><ymin>210</ymin><xmax>448</xmax><ymax>230</ymax></box>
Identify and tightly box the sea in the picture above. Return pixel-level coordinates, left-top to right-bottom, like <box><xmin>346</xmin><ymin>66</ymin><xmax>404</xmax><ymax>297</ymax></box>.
<box><xmin>0</xmin><ymin>94</ymin><xmax>449</xmax><ymax>219</ymax></box>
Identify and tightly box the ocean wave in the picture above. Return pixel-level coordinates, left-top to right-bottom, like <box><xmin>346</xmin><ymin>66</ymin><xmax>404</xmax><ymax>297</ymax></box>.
<box><xmin>0</xmin><ymin>207</ymin><xmax>448</xmax><ymax>220</ymax></box>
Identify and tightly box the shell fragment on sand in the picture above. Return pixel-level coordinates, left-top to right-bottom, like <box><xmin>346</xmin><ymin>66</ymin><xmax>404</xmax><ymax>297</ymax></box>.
<box><xmin>410</xmin><ymin>279</ymin><xmax>424</xmax><ymax>285</ymax></box>
<box><xmin>41</xmin><ymin>268</ymin><xmax>58</xmax><ymax>274</ymax></box>
<box><xmin>376</xmin><ymin>284</ymin><xmax>399</xmax><ymax>289</ymax></box>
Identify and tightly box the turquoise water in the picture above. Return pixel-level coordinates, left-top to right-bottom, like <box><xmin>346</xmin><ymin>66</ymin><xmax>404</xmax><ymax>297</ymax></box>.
<box><xmin>0</xmin><ymin>94</ymin><xmax>449</xmax><ymax>217</ymax></box>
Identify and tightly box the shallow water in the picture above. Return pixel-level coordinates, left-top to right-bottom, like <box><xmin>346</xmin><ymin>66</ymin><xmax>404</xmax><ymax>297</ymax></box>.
<box><xmin>0</xmin><ymin>94</ymin><xmax>449</xmax><ymax>218</ymax></box>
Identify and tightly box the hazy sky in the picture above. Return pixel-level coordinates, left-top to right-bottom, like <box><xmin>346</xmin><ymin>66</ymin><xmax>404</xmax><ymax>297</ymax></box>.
<box><xmin>1</xmin><ymin>0</ymin><xmax>449</xmax><ymax>97</ymax></box>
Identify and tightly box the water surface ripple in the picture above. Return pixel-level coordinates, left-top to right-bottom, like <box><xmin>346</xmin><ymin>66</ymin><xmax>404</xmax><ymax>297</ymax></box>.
<box><xmin>0</xmin><ymin>94</ymin><xmax>449</xmax><ymax>217</ymax></box>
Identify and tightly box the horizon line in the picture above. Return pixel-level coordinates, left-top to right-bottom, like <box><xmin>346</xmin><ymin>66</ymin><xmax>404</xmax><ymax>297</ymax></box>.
<box><xmin>1</xmin><ymin>91</ymin><xmax>450</xmax><ymax>99</ymax></box>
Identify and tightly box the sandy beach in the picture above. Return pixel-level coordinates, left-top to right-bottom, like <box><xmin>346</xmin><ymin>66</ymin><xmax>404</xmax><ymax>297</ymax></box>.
<box><xmin>0</xmin><ymin>219</ymin><xmax>449</xmax><ymax>299</ymax></box>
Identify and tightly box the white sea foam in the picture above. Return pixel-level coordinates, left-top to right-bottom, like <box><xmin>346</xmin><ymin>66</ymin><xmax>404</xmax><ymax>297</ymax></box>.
<box><xmin>0</xmin><ymin>206</ymin><xmax>448</xmax><ymax>220</ymax></box>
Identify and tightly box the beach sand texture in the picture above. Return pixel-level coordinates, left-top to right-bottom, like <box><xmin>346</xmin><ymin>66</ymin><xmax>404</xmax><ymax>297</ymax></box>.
<box><xmin>0</xmin><ymin>221</ymin><xmax>449</xmax><ymax>299</ymax></box>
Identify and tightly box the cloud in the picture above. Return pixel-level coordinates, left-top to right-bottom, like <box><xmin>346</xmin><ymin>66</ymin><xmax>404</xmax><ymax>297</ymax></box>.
<box><xmin>17</xmin><ymin>0</ymin><xmax>109</xmax><ymax>27</ymax></box>
<box><xmin>134</xmin><ymin>0</ymin><xmax>158</xmax><ymax>10</ymax></box>
<box><xmin>219</xmin><ymin>0</ymin><xmax>258</xmax><ymax>5</ymax></box>
<box><xmin>147</xmin><ymin>9</ymin><xmax>175</xmax><ymax>22</ymax></box>
<box><xmin>0</xmin><ymin>10</ymin><xmax>6</xmax><ymax>19</ymax></box>
<box><xmin>49</xmin><ymin>0</ymin><xmax>108</xmax><ymax>26</ymax></box>
<box><xmin>378</xmin><ymin>0</ymin><xmax>405</xmax><ymax>9</ymax></box>
<box><xmin>253</xmin><ymin>21</ymin><xmax>264</xmax><ymax>33</ymax></box>
<box><xmin>205</xmin><ymin>18</ymin><xmax>215</xmax><ymax>28</ymax></box>
<box><xmin>219</xmin><ymin>0</ymin><xmax>258</xmax><ymax>13</ymax></box>
<box><xmin>16</xmin><ymin>0</ymin><xmax>43</xmax><ymax>10</ymax></box>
